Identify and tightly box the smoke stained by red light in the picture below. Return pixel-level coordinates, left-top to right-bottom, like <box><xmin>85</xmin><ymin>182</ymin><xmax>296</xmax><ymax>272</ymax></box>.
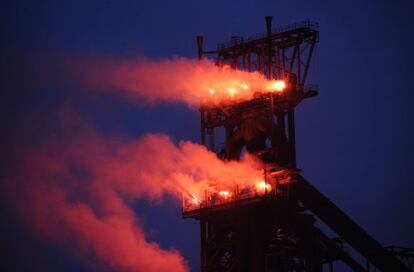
<box><xmin>70</xmin><ymin>56</ymin><xmax>285</xmax><ymax>107</ymax></box>
<box><xmin>3</xmin><ymin>109</ymin><xmax>263</xmax><ymax>272</ymax></box>
<box><xmin>3</xmin><ymin>53</ymin><xmax>279</xmax><ymax>272</ymax></box>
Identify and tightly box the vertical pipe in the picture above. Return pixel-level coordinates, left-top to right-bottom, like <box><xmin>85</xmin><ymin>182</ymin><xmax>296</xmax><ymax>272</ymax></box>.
<box><xmin>196</xmin><ymin>35</ymin><xmax>204</xmax><ymax>61</ymax></box>
<box><xmin>265</xmin><ymin>16</ymin><xmax>273</xmax><ymax>79</ymax></box>
<box><xmin>288</xmin><ymin>109</ymin><xmax>296</xmax><ymax>169</ymax></box>
<box><xmin>288</xmin><ymin>43</ymin><xmax>298</xmax><ymax>169</ymax></box>
<box><xmin>197</xmin><ymin>36</ymin><xmax>206</xmax><ymax>146</ymax></box>
<box><xmin>265</xmin><ymin>16</ymin><xmax>275</xmax><ymax>125</ymax></box>
<box><xmin>277</xmin><ymin>48</ymin><xmax>281</xmax><ymax>79</ymax></box>
<box><xmin>279</xmin><ymin>47</ymin><xmax>286</xmax><ymax>155</ymax></box>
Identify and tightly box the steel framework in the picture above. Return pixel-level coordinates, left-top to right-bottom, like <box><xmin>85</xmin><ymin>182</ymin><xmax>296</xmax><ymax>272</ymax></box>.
<box><xmin>183</xmin><ymin>17</ymin><xmax>412</xmax><ymax>272</ymax></box>
<box><xmin>198</xmin><ymin>18</ymin><xmax>318</xmax><ymax>169</ymax></box>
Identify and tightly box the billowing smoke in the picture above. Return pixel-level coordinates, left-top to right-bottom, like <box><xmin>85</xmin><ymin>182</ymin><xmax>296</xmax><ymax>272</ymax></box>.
<box><xmin>3</xmin><ymin>110</ymin><xmax>262</xmax><ymax>272</ymax></box>
<box><xmin>3</xmin><ymin>53</ymin><xmax>272</xmax><ymax>271</ymax></box>
<box><xmin>69</xmin><ymin>56</ymin><xmax>281</xmax><ymax>107</ymax></box>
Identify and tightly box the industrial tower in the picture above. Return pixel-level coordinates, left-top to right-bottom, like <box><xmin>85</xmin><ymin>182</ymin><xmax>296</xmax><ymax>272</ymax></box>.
<box><xmin>182</xmin><ymin>17</ymin><xmax>412</xmax><ymax>272</ymax></box>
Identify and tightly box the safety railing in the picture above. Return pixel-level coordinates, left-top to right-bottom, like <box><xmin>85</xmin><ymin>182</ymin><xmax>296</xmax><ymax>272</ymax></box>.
<box><xmin>217</xmin><ymin>20</ymin><xmax>319</xmax><ymax>50</ymax></box>
<box><xmin>182</xmin><ymin>169</ymin><xmax>292</xmax><ymax>213</ymax></box>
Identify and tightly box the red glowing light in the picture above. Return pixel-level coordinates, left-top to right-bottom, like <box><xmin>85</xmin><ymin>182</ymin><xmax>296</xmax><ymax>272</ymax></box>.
<box><xmin>267</xmin><ymin>80</ymin><xmax>286</xmax><ymax>92</ymax></box>
<box><xmin>219</xmin><ymin>190</ymin><xmax>231</xmax><ymax>199</ymax></box>
<box><xmin>255</xmin><ymin>180</ymin><xmax>272</xmax><ymax>193</ymax></box>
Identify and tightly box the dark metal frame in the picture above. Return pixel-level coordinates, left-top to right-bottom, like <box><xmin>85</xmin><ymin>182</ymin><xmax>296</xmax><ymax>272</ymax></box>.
<box><xmin>198</xmin><ymin>17</ymin><xmax>318</xmax><ymax>169</ymax></box>
<box><xmin>184</xmin><ymin>17</ymin><xmax>411</xmax><ymax>272</ymax></box>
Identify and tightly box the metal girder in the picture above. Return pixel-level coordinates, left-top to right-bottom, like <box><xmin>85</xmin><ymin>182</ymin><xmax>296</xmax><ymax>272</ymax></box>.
<box><xmin>292</xmin><ymin>175</ymin><xmax>410</xmax><ymax>272</ymax></box>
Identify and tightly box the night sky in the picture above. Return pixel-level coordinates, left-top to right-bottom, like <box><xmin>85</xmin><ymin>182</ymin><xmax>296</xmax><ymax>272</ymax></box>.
<box><xmin>1</xmin><ymin>0</ymin><xmax>414</xmax><ymax>271</ymax></box>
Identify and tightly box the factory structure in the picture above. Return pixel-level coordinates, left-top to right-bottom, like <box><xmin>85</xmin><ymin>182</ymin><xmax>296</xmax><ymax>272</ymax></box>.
<box><xmin>182</xmin><ymin>17</ymin><xmax>413</xmax><ymax>272</ymax></box>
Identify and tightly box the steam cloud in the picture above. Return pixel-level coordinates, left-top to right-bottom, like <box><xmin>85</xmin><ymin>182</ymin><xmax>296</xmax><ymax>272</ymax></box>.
<box><xmin>3</xmin><ymin>53</ymin><xmax>270</xmax><ymax>271</ymax></box>
<box><xmin>3</xmin><ymin>110</ymin><xmax>262</xmax><ymax>272</ymax></box>
<box><xmin>70</xmin><ymin>56</ymin><xmax>273</xmax><ymax>107</ymax></box>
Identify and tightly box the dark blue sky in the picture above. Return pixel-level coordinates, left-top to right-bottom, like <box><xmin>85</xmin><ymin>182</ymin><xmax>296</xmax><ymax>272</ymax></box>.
<box><xmin>1</xmin><ymin>0</ymin><xmax>414</xmax><ymax>271</ymax></box>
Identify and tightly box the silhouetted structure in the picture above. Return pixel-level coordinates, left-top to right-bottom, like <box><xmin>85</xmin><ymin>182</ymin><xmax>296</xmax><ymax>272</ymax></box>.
<box><xmin>183</xmin><ymin>17</ymin><xmax>411</xmax><ymax>272</ymax></box>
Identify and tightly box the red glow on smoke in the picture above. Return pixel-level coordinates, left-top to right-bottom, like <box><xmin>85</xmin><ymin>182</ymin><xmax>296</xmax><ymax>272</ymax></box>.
<box><xmin>71</xmin><ymin>56</ymin><xmax>285</xmax><ymax>107</ymax></box>
<box><xmin>3</xmin><ymin>110</ymin><xmax>263</xmax><ymax>272</ymax></box>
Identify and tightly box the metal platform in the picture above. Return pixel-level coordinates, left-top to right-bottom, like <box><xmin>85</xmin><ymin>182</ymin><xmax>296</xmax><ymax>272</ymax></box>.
<box><xmin>182</xmin><ymin>168</ymin><xmax>293</xmax><ymax>218</ymax></box>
